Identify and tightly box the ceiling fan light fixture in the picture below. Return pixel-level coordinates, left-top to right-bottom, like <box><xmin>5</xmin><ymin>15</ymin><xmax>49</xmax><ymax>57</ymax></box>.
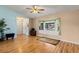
<box><xmin>31</xmin><ymin>11</ymin><xmax>38</xmax><ymax>13</ymax></box>
<box><xmin>26</xmin><ymin>5</ymin><xmax>44</xmax><ymax>14</ymax></box>
<box><xmin>31</xmin><ymin>6</ymin><xmax>39</xmax><ymax>13</ymax></box>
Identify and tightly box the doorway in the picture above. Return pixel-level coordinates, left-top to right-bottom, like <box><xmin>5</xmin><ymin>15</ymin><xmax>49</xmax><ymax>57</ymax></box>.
<box><xmin>16</xmin><ymin>16</ymin><xmax>29</xmax><ymax>35</ymax></box>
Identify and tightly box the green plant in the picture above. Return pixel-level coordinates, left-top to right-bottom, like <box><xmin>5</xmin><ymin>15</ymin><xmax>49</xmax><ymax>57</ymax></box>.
<box><xmin>0</xmin><ymin>18</ymin><xmax>10</xmax><ymax>40</ymax></box>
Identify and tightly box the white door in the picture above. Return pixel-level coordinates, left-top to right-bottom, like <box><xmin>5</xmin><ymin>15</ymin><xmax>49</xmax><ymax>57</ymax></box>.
<box><xmin>23</xmin><ymin>18</ymin><xmax>29</xmax><ymax>35</ymax></box>
<box><xmin>16</xmin><ymin>17</ymin><xmax>29</xmax><ymax>35</ymax></box>
<box><xmin>17</xmin><ymin>18</ymin><xmax>23</xmax><ymax>35</ymax></box>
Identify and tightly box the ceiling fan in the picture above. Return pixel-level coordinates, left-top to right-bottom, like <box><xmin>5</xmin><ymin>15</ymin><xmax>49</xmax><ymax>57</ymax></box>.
<box><xmin>26</xmin><ymin>5</ymin><xmax>45</xmax><ymax>13</ymax></box>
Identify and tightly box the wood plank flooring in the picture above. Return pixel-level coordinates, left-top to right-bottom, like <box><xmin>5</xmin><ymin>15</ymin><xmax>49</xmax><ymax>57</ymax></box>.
<box><xmin>0</xmin><ymin>35</ymin><xmax>79</xmax><ymax>53</ymax></box>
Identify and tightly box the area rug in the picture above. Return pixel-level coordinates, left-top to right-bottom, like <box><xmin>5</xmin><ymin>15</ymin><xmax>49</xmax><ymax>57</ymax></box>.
<box><xmin>37</xmin><ymin>37</ymin><xmax>60</xmax><ymax>45</ymax></box>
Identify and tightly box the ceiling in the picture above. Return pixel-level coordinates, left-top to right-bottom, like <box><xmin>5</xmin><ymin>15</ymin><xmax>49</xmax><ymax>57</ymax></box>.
<box><xmin>5</xmin><ymin>5</ymin><xmax>79</xmax><ymax>18</ymax></box>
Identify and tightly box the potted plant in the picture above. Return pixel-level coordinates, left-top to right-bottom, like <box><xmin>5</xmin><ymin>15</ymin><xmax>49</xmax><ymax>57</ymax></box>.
<box><xmin>0</xmin><ymin>18</ymin><xmax>10</xmax><ymax>41</ymax></box>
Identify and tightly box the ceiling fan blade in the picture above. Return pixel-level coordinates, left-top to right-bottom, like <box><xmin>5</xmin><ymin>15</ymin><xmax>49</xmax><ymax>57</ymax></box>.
<box><xmin>30</xmin><ymin>11</ymin><xmax>34</xmax><ymax>13</ymax></box>
<box><xmin>38</xmin><ymin>11</ymin><xmax>40</xmax><ymax>13</ymax></box>
<box><xmin>30</xmin><ymin>11</ymin><xmax>40</xmax><ymax>13</ymax></box>
<box><xmin>26</xmin><ymin>8</ymin><xmax>32</xmax><ymax>10</ymax></box>
<box><xmin>38</xmin><ymin>9</ymin><xmax>44</xmax><ymax>11</ymax></box>
<box><xmin>38</xmin><ymin>12</ymin><xmax>43</xmax><ymax>14</ymax></box>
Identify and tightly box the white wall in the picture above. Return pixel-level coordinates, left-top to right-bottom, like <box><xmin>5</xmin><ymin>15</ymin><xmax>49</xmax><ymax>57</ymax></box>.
<box><xmin>33</xmin><ymin>10</ymin><xmax>79</xmax><ymax>45</ymax></box>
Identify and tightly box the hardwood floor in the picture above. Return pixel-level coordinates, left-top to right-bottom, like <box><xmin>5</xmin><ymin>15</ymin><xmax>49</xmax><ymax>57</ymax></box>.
<box><xmin>0</xmin><ymin>35</ymin><xmax>79</xmax><ymax>53</ymax></box>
